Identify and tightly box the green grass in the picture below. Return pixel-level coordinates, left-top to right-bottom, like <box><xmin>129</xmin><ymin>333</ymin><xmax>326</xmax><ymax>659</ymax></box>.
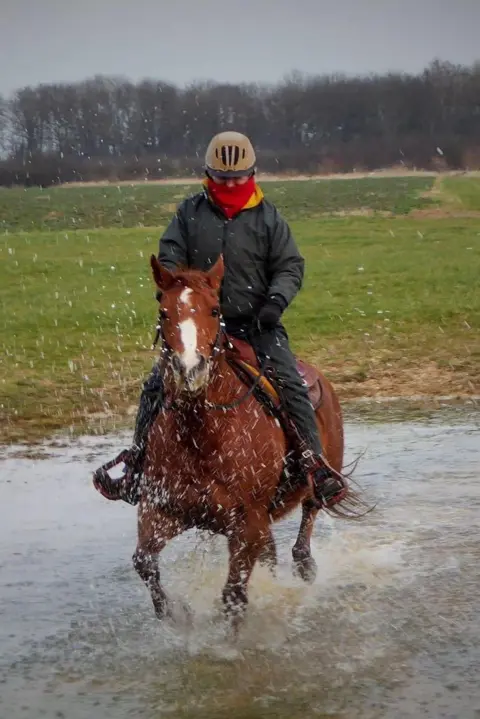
<box><xmin>0</xmin><ymin>176</ymin><xmax>437</xmax><ymax>233</ymax></box>
<box><xmin>441</xmin><ymin>176</ymin><xmax>480</xmax><ymax>211</ymax></box>
<box><xmin>1</xmin><ymin>228</ymin><xmax>159</xmax><ymax>441</ymax></box>
<box><xmin>292</xmin><ymin>217</ymin><xmax>480</xmax><ymax>338</ymax></box>
<box><xmin>2</xmin><ymin>192</ymin><xmax>479</xmax><ymax>443</ymax></box>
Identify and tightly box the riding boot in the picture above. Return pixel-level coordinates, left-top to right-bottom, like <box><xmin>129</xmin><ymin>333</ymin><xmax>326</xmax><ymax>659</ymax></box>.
<box><xmin>93</xmin><ymin>366</ymin><xmax>164</xmax><ymax>505</ymax></box>
<box><xmin>287</xmin><ymin>421</ymin><xmax>348</xmax><ymax>509</ymax></box>
<box><xmin>248</xmin><ymin>324</ymin><xmax>348</xmax><ymax>509</ymax></box>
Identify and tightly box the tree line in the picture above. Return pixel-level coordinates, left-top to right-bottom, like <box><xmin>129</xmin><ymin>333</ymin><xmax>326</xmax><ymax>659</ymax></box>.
<box><xmin>0</xmin><ymin>59</ymin><xmax>479</xmax><ymax>186</ymax></box>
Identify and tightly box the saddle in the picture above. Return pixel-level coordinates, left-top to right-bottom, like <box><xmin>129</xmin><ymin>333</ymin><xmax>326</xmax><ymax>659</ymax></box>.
<box><xmin>224</xmin><ymin>335</ymin><xmax>323</xmax><ymax>412</ymax></box>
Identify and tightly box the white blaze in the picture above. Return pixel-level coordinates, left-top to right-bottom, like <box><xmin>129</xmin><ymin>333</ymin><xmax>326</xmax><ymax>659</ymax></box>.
<box><xmin>179</xmin><ymin>288</ymin><xmax>192</xmax><ymax>306</ymax></box>
<box><xmin>179</xmin><ymin>318</ymin><xmax>198</xmax><ymax>373</ymax></box>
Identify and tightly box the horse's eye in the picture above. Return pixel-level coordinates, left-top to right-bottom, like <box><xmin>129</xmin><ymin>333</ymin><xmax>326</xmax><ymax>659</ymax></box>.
<box><xmin>211</xmin><ymin>307</ymin><xmax>220</xmax><ymax>317</ymax></box>
<box><xmin>159</xmin><ymin>309</ymin><xmax>168</xmax><ymax>320</ymax></box>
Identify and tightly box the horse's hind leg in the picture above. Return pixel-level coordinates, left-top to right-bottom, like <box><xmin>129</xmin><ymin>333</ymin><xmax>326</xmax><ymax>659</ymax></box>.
<box><xmin>133</xmin><ymin>508</ymin><xmax>182</xmax><ymax>620</ymax></box>
<box><xmin>292</xmin><ymin>500</ymin><xmax>319</xmax><ymax>583</ymax></box>
<box><xmin>258</xmin><ymin>526</ymin><xmax>277</xmax><ymax>574</ymax></box>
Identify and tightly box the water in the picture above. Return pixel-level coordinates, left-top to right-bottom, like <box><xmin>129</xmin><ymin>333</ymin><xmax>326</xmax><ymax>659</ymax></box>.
<box><xmin>1</xmin><ymin>408</ymin><xmax>479</xmax><ymax>718</ymax></box>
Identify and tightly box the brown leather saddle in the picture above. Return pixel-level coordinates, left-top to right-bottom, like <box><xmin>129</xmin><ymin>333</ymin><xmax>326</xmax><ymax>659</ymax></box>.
<box><xmin>225</xmin><ymin>335</ymin><xmax>323</xmax><ymax>411</ymax></box>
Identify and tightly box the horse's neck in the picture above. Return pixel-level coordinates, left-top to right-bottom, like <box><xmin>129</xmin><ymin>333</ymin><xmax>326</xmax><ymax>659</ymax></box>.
<box><xmin>209</xmin><ymin>351</ymin><xmax>241</xmax><ymax>397</ymax></box>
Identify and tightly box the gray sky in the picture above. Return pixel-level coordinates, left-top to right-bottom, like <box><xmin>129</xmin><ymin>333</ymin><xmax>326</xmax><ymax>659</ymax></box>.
<box><xmin>1</xmin><ymin>0</ymin><xmax>479</xmax><ymax>96</ymax></box>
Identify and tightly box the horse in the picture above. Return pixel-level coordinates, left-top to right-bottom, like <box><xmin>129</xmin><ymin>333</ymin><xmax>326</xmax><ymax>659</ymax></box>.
<box><xmin>108</xmin><ymin>255</ymin><xmax>357</xmax><ymax>626</ymax></box>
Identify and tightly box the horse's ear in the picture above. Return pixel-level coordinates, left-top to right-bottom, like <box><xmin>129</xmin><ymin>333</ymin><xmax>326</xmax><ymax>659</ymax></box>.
<box><xmin>150</xmin><ymin>255</ymin><xmax>174</xmax><ymax>290</ymax></box>
<box><xmin>207</xmin><ymin>255</ymin><xmax>224</xmax><ymax>293</ymax></box>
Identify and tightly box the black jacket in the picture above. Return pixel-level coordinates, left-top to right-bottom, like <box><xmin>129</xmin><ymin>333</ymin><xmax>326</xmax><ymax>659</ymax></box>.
<box><xmin>158</xmin><ymin>188</ymin><xmax>305</xmax><ymax>324</ymax></box>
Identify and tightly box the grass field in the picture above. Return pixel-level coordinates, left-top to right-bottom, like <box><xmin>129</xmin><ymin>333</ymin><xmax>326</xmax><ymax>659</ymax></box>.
<box><xmin>0</xmin><ymin>176</ymin><xmax>439</xmax><ymax>232</ymax></box>
<box><xmin>1</xmin><ymin>175</ymin><xmax>479</xmax><ymax>443</ymax></box>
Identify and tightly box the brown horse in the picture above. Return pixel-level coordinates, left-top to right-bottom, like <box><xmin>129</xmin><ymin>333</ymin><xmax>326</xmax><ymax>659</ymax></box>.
<box><xmin>129</xmin><ymin>255</ymin><xmax>349</xmax><ymax>625</ymax></box>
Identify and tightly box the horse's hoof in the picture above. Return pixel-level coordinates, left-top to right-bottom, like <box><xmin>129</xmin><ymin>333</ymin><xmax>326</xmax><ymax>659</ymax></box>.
<box><xmin>152</xmin><ymin>598</ymin><xmax>172</xmax><ymax>621</ymax></box>
<box><xmin>170</xmin><ymin>599</ymin><xmax>194</xmax><ymax>628</ymax></box>
<box><xmin>222</xmin><ymin>593</ymin><xmax>247</xmax><ymax>639</ymax></box>
<box><xmin>259</xmin><ymin>556</ymin><xmax>277</xmax><ymax>576</ymax></box>
<box><xmin>154</xmin><ymin>598</ymin><xmax>193</xmax><ymax>626</ymax></box>
<box><xmin>153</xmin><ymin>605</ymin><xmax>168</xmax><ymax>621</ymax></box>
<box><xmin>225</xmin><ymin>611</ymin><xmax>244</xmax><ymax>641</ymax></box>
<box><xmin>292</xmin><ymin>552</ymin><xmax>317</xmax><ymax>584</ymax></box>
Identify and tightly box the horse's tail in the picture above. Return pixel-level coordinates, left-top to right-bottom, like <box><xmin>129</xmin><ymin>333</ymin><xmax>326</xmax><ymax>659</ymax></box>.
<box><xmin>325</xmin><ymin>467</ymin><xmax>376</xmax><ymax>521</ymax></box>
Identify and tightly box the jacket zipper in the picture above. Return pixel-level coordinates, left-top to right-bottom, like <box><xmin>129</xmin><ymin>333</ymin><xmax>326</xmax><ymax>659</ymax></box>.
<box><xmin>220</xmin><ymin>218</ymin><xmax>230</xmax><ymax>306</ymax></box>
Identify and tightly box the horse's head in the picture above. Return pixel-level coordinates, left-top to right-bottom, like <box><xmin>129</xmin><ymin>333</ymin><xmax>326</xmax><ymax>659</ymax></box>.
<box><xmin>150</xmin><ymin>255</ymin><xmax>224</xmax><ymax>395</ymax></box>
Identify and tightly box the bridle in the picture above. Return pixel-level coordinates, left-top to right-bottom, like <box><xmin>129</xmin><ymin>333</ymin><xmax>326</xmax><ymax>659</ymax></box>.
<box><xmin>151</xmin><ymin>308</ymin><xmax>272</xmax><ymax>413</ymax></box>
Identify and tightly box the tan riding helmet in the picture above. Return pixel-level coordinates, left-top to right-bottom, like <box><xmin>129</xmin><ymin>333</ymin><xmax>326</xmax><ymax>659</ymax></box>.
<box><xmin>205</xmin><ymin>131</ymin><xmax>256</xmax><ymax>178</ymax></box>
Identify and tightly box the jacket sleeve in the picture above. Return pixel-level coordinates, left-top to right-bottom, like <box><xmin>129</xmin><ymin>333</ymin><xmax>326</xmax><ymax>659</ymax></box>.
<box><xmin>267</xmin><ymin>208</ymin><xmax>305</xmax><ymax>308</ymax></box>
<box><xmin>158</xmin><ymin>201</ymin><xmax>188</xmax><ymax>270</ymax></box>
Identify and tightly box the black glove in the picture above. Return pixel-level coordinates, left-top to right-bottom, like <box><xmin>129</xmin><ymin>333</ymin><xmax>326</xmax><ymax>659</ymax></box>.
<box><xmin>257</xmin><ymin>296</ymin><xmax>286</xmax><ymax>330</ymax></box>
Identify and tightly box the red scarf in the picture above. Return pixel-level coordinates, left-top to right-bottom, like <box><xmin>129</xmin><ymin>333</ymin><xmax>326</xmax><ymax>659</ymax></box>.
<box><xmin>207</xmin><ymin>176</ymin><xmax>256</xmax><ymax>219</ymax></box>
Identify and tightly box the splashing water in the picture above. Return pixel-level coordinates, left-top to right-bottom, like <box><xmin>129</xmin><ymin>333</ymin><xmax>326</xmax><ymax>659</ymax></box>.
<box><xmin>1</xmin><ymin>407</ymin><xmax>479</xmax><ymax>718</ymax></box>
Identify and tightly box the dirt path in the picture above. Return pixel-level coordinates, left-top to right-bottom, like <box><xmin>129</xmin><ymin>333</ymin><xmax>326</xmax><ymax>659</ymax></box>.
<box><xmin>329</xmin><ymin>361</ymin><xmax>479</xmax><ymax>402</ymax></box>
<box><xmin>60</xmin><ymin>169</ymin><xmax>479</xmax><ymax>189</ymax></box>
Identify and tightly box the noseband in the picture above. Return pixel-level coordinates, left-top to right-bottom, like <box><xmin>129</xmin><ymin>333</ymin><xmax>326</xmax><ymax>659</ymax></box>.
<box><xmin>151</xmin><ymin>309</ymin><xmax>271</xmax><ymax>413</ymax></box>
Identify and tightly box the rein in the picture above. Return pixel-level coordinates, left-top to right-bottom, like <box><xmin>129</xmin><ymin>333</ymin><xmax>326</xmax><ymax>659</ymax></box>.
<box><xmin>204</xmin><ymin>345</ymin><xmax>272</xmax><ymax>412</ymax></box>
<box><xmin>151</xmin><ymin>310</ymin><xmax>273</xmax><ymax>413</ymax></box>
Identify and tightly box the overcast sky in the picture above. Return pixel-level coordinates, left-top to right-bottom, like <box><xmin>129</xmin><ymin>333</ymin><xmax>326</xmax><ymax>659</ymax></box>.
<box><xmin>1</xmin><ymin>0</ymin><xmax>479</xmax><ymax>96</ymax></box>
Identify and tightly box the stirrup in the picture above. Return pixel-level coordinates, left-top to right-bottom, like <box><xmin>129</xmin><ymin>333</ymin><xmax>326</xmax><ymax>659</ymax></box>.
<box><xmin>312</xmin><ymin>473</ymin><xmax>348</xmax><ymax>509</ymax></box>
<box><xmin>301</xmin><ymin>453</ymin><xmax>349</xmax><ymax>509</ymax></box>
<box><xmin>92</xmin><ymin>449</ymin><xmax>141</xmax><ymax>505</ymax></box>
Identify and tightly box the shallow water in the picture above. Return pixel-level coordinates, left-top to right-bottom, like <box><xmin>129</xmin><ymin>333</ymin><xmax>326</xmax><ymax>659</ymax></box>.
<box><xmin>1</xmin><ymin>408</ymin><xmax>479</xmax><ymax>718</ymax></box>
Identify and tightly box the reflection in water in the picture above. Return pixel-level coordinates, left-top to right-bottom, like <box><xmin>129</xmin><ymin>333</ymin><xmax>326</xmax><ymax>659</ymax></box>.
<box><xmin>0</xmin><ymin>407</ymin><xmax>479</xmax><ymax>718</ymax></box>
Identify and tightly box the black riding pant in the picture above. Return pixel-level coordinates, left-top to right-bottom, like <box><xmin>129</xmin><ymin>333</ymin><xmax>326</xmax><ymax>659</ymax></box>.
<box><xmin>133</xmin><ymin>324</ymin><xmax>322</xmax><ymax>456</ymax></box>
<box><xmin>229</xmin><ymin>324</ymin><xmax>322</xmax><ymax>455</ymax></box>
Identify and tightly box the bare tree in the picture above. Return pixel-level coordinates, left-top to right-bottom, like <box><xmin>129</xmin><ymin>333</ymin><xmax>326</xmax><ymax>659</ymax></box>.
<box><xmin>2</xmin><ymin>60</ymin><xmax>480</xmax><ymax>185</ymax></box>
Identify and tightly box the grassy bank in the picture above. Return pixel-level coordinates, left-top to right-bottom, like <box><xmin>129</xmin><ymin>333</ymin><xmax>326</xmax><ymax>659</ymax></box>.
<box><xmin>1</xmin><ymin>176</ymin><xmax>479</xmax><ymax>443</ymax></box>
<box><xmin>0</xmin><ymin>176</ymin><xmax>438</xmax><ymax>232</ymax></box>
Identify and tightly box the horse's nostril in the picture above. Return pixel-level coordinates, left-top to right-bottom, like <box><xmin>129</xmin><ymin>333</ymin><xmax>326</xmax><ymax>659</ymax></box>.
<box><xmin>186</xmin><ymin>355</ymin><xmax>207</xmax><ymax>382</ymax></box>
<box><xmin>171</xmin><ymin>353</ymin><xmax>207</xmax><ymax>379</ymax></box>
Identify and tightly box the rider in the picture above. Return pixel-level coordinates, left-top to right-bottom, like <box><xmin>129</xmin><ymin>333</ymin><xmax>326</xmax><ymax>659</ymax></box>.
<box><xmin>94</xmin><ymin>131</ymin><xmax>347</xmax><ymax>508</ymax></box>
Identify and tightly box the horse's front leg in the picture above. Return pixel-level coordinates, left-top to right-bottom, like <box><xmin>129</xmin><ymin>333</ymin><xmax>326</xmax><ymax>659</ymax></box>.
<box><xmin>133</xmin><ymin>506</ymin><xmax>183</xmax><ymax>620</ymax></box>
<box><xmin>223</xmin><ymin>519</ymin><xmax>270</xmax><ymax>630</ymax></box>
<box><xmin>292</xmin><ymin>500</ymin><xmax>319</xmax><ymax>583</ymax></box>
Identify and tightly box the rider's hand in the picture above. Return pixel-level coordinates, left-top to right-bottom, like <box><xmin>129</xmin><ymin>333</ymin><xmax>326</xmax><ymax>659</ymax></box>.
<box><xmin>257</xmin><ymin>296</ymin><xmax>286</xmax><ymax>330</ymax></box>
